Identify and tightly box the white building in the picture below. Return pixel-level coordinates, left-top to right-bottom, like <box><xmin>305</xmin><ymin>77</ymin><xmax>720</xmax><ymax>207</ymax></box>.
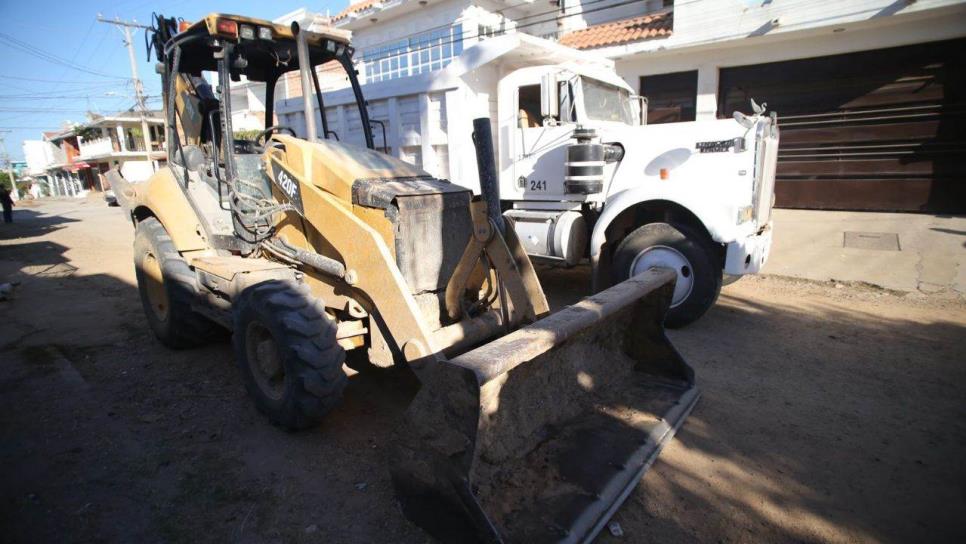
<box><xmin>22</xmin><ymin>139</ymin><xmax>56</xmax><ymax>197</ymax></box>
<box><xmin>314</xmin><ymin>0</ymin><xmax>965</xmax><ymax>214</ymax></box>
<box><xmin>75</xmin><ymin>111</ymin><xmax>166</xmax><ymax>183</ymax></box>
<box><xmin>41</xmin><ymin>129</ymin><xmax>85</xmax><ymax>197</ymax></box>
<box><xmin>226</xmin><ymin>8</ymin><xmax>351</xmax><ymax>128</ymax></box>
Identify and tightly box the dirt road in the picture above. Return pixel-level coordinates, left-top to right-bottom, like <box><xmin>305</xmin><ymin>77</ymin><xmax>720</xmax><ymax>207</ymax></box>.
<box><xmin>2</xmin><ymin>199</ymin><xmax>964</xmax><ymax>543</ymax></box>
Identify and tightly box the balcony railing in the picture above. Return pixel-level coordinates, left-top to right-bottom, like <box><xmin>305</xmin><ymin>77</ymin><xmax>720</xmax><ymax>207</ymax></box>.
<box><xmin>78</xmin><ymin>137</ymin><xmax>116</xmax><ymax>158</ymax></box>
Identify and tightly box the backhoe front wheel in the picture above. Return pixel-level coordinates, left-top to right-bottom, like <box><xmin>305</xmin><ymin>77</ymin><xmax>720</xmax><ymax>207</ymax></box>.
<box><xmin>611</xmin><ymin>222</ymin><xmax>722</xmax><ymax>328</ymax></box>
<box><xmin>134</xmin><ymin>217</ymin><xmax>215</xmax><ymax>348</ymax></box>
<box><xmin>232</xmin><ymin>281</ymin><xmax>347</xmax><ymax>430</ymax></box>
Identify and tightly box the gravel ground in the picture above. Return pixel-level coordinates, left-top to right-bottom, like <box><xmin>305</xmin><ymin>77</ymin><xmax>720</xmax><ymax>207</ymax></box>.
<box><xmin>1</xmin><ymin>198</ymin><xmax>964</xmax><ymax>543</ymax></box>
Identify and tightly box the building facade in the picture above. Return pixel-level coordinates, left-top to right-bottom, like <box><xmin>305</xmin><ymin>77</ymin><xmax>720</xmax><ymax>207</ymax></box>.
<box><xmin>315</xmin><ymin>0</ymin><xmax>965</xmax><ymax>213</ymax></box>
<box><xmin>74</xmin><ymin>111</ymin><xmax>166</xmax><ymax>187</ymax></box>
<box><xmin>42</xmin><ymin>130</ymin><xmax>85</xmax><ymax>197</ymax></box>
<box><xmin>571</xmin><ymin>0</ymin><xmax>966</xmax><ymax>213</ymax></box>
<box><xmin>22</xmin><ymin>139</ymin><xmax>55</xmax><ymax>197</ymax></box>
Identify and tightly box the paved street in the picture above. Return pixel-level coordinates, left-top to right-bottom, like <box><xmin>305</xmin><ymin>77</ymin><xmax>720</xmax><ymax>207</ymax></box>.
<box><xmin>1</xmin><ymin>198</ymin><xmax>965</xmax><ymax>543</ymax></box>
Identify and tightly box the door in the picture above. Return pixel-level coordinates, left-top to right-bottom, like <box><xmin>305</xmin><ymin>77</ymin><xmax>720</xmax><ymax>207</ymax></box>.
<box><xmin>718</xmin><ymin>39</ymin><xmax>966</xmax><ymax>213</ymax></box>
<box><xmin>512</xmin><ymin>84</ymin><xmax>574</xmax><ymax>200</ymax></box>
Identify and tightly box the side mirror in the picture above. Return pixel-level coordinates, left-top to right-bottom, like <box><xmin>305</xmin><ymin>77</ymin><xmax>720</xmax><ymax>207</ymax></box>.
<box><xmin>638</xmin><ymin>96</ymin><xmax>648</xmax><ymax>126</ymax></box>
<box><xmin>540</xmin><ymin>72</ymin><xmax>559</xmax><ymax>120</ymax></box>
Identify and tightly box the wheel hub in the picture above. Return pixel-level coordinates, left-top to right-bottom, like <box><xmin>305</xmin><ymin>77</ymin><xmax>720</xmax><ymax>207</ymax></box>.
<box><xmin>142</xmin><ymin>252</ymin><xmax>169</xmax><ymax>322</ymax></box>
<box><xmin>629</xmin><ymin>245</ymin><xmax>694</xmax><ymax>308</ymax></box>
<box><xmin>246</xmin><ymin>322</ymin><xmax>285</xmax><ymax>400</ymax></box>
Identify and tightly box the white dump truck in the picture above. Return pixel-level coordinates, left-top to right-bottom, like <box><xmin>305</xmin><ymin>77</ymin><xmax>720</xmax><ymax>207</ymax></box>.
<box><xmin>277</xmin><ymin>33</ymin><xmax>779</xmax><ymax>326</ymax></box>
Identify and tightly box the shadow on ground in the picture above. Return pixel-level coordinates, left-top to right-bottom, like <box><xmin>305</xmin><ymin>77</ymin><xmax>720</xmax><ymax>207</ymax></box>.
<box><xmin>0</xmin><ymin>230</ymin><xmax>963</xmax><ymax>543</ymax></box>
<box><xmin>0</xmin><ymin>208</ymin><xmax>80</xmax><ymax>242</ymax></box>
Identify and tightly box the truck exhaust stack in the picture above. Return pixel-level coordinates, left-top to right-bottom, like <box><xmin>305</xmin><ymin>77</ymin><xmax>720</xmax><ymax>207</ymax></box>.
<box><xmin>390</xmin><ymin>267</ymin><xmax>700</xmax><ymax>542</ymax></box>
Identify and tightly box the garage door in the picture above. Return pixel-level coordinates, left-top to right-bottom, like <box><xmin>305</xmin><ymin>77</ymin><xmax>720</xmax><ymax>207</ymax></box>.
<box><xmin>718</xmin><ymin>39</ymin><xmax>966</xmax><ymax>213</ymax></box>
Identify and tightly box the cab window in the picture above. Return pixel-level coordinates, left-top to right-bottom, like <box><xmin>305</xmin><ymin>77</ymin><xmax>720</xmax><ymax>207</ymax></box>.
<box><xmin>517</xmin><ymin>84</ymin><xmax>541</xmax><ymax>128</ymax></box>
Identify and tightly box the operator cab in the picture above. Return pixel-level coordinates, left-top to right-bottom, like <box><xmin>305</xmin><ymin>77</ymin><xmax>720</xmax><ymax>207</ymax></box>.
<box><xmin>148</xmin><ymin>12</ymin><xmax>375</xmax><ymax>250</ymax></box>
<box><xmin>151</xmin><ymin>13</ymin><xmax>374</xmax><ymax>184</ymax></box>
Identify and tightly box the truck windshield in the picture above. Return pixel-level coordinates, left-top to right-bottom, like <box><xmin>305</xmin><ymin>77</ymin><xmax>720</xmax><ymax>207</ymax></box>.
<box><xmin>582</xmin><ymin>78</ymin><xmax>635</xmax><ymax>125</ymax></box>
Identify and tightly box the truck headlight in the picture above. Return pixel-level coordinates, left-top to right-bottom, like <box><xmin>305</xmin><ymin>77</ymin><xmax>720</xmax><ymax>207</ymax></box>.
<box><xmin>737</xmin><ymin>205</ymin><xmax>753</xmax><ymax>224</ymax></box>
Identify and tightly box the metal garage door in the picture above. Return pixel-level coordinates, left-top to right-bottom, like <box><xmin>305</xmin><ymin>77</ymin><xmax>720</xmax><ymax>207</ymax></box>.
<box><xmin>718</xmin><ymin>39</ymin><xmax>966</xmax><ymax>213</ymax></box>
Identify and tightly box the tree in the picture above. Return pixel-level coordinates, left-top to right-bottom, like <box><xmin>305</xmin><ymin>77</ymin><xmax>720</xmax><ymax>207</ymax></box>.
<box><xmin>0</xmin><ymin>170</ymin><xmax>12</xmax><ymax>191</ymax></box>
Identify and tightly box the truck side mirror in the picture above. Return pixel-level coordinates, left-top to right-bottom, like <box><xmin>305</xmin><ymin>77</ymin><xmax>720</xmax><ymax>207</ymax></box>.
<box><xmin>541</xmin><ymin>73</ymin><xmax>559</xmax><ymax>121</ymax></box>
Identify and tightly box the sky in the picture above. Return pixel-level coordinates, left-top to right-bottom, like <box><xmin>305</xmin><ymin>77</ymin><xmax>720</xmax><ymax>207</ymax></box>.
<box><xmin>0</xmin><ymin>0</ymin><xmax>346</xmax><ymax>161</ymax></box>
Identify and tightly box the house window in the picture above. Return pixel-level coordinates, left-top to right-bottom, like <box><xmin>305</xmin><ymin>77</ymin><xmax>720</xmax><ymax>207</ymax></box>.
<box><xmin>639</xmin><ymin>70</ymin><xmax>697</xmax><ymax>123</ymax></box>
<box><xmin>360</xmin><ymin>24</ymin><xmax>463</xmax><ymax>83</ymax></box>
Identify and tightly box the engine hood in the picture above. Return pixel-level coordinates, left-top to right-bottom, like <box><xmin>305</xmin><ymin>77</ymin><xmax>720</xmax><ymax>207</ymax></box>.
<box><xmin>271</xmin><ymin>136</ymin><xmax>434</xmax><ymax>202</ymax></box>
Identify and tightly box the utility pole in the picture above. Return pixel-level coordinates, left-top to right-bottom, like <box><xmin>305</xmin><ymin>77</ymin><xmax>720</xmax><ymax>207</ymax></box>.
<box><xmin>0</xmin><ymin>131</ymin><xmax>19</xmax><ymax>202</ymax></box>
<box><xmin>96</xmin><ymin>15</ymin><xmax>155</xmax><ymax>166</ymax></box>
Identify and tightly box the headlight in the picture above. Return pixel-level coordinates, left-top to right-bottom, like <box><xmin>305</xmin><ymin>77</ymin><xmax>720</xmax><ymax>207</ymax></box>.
<box><xmin>239</xmin><ymin>25</ymin><xmax>255</xmax><ymax>40</ymax></box>
<box><xmin>258</xmin><ymin>27</ymin><xmax>273</xmax><ymax>40</ymax></box>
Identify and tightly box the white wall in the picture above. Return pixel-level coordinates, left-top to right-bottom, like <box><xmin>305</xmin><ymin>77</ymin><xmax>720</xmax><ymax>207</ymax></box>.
<box><xmin>349</xmin><ymin>0</ymin><xmax>472</xmax><ymax>50</ymax></box>
<box><xmin>78</xmin><ymin>137</ymin><xmax>114</xmax><ymax>158</ymax></box>
<box><xmin>563</xmin><ymin>0</ymin><xmax>666</xmax><ymax>31</ymax></box>
<box><xmin>600</xmin><ymin>0</ymin><xmax>965</xmax><ymax>56</ymax></box>
<box><xmin>22</xmin><ymin>140</ymin><xmax>53</xmax><ymax>175</ymax></box>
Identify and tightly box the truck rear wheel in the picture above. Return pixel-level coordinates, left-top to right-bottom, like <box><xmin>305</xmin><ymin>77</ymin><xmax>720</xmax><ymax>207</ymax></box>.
<box><xmin>232</xmin><ymin>281</ymin><xmax>347</xmax><ymax>430</ymax></box>
<box><xmin>611</xmin><ymin>222</ymin><xmax>721</xmax><ymax>328</ymax></box>
<box><xmin>133</xmin><ymin>217</ymin><xmax>215</xmax><ymax>348</ymax></box>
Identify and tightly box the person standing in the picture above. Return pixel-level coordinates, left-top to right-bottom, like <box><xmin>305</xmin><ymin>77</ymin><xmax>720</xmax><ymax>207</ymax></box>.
<box><xmin>0</xmin><ymin>187</ymin><xmax>13</xmax><ymax>223</ymax></box>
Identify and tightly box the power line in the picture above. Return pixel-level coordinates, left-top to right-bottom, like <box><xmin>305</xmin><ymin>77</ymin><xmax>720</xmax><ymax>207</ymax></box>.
<box><xmin>96</xmin><ymin>15</ymin><xmax>155</xmax><ymax>152</ymax></box>
<box><xmin>0</xmin><ymin>107</ymin><xmax>95</xmax><ymax>113</ymax></box>
<box><xmin>320</xmin><ymin>0</ymin><xmax>646</xmax><ymax>72</ymax></box>
<box><xmin>353</xmin><ymin>0</ymin><xmax>624</xmax><ymax>62</ymax></box>
<box><xmin>81</xmin><ymin>24</ymin><xmax>113</xmax><ymax>69</ymax></box>
<box><xmin>0</xmin><ymin>126</ymin><xmax>72</xmax><ymax>130</ymax></box>
<box><xmin>0</xmin><ymin>74</ymin><xmax>131</xmax><ymax>85</ymax></box>
<box><xmin>58</xmin><ymin>18</ymin><xmax>98</xmax><ymax>83</ymax></box>
<box><xmin>0</xmin><ymin>94</ymin><xmax>150</xmax><ymax>100</ymax></box>
<box><xmin>0</xmin><ymin>83</ymin><xmax>126</xmax><ymax>97</ymax></box>
<box><xmin>350</xmin><ymin>0</ymin><xmax>568</xmax><ymax>54</ymax></box>
<box><xmin>0</xmin><ymin>32</ymin><xmax>128</xmax><ymax>79</ymax></box>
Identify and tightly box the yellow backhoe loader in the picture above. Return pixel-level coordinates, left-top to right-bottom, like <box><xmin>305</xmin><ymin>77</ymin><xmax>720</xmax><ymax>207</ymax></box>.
<box><xmin>109</xmin><ymin>13</ymin><xmax>700</xmax><ymax>542</ymax></box>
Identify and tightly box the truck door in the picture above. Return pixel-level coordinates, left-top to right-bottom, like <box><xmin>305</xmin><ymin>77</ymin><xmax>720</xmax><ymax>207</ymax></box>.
<box><xmin>511</xmin><ymin>84</ymin><xmax>572</xmax><ymax>201</ymax></box>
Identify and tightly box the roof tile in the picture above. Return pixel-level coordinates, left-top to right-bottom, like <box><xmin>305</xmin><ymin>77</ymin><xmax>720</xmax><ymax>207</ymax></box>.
<box><xmin>333</xmin><ymin>0</ymin><xmax>380</xmax><ymax>22</ymax></box>
<box><xmin>559</xmin><ymin>11</ymin><xmax>672</xmax><ymax>50</ymax></box>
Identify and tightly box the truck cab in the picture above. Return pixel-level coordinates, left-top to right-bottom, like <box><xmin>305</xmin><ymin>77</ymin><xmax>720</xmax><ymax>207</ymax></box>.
<box><xmin>497</xmin><ymin>61</ymin><xmax>779</xmax><ymax>326</ymax></box>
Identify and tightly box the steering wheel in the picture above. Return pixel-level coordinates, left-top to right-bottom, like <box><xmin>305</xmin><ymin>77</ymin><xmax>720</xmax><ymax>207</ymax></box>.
<box><xmin>255</xmin><ymin>125</ymin><xmax>297</xmax><ymax>145</ymax></box>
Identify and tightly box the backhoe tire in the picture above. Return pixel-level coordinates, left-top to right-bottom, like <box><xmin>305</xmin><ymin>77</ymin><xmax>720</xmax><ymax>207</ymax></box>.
<box><xmin>134</xmin><ymin>217</ymin><xmax>215</xmax><ymax>348</ymax></box>
<box><xmin>232</xmin><ymin>281</ymin><xmax>347</xmax><ymax>431</ymax></box>
<box><xmin>611</xmin><ymin>222</ymin><xmax>722</xmax><ymax>329</ymax></box>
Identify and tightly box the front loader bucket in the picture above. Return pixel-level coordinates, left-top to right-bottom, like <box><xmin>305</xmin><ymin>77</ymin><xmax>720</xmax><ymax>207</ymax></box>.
<box><xmin>390</xmin><ymin>267</ymin><xmax>700</xmax><ymax>543</ymax></box>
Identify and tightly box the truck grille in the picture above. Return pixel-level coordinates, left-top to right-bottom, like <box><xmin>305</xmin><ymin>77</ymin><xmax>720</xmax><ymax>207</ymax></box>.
<box><xmin>754</xmin><ymin>122</ymin><xmax>779</xmax><ymax>227</ymax></box>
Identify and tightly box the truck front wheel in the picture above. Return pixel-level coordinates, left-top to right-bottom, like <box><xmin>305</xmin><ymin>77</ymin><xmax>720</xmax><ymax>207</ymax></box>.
<box><xmin>611</xmin><ymin>222</ymin><xmax>722</xmax><ymax>328</ymax></box>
